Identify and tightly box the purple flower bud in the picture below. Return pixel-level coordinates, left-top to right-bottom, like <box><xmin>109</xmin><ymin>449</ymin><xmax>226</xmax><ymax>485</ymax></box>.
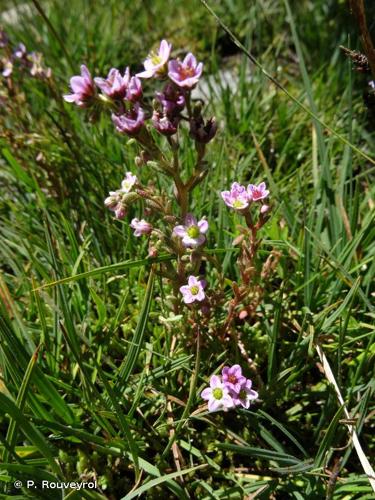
<box><xmin>137</xmin><ymin>39</ymin><xmax>172</xmax><ymax>79</ymax></box>
<box><xmin>104</xmin><ymin>190</ymin><xmax>127</xmax><ymax>220</ymax></box>
<box><xmin>95</xmin><ymin>68</ymin><xmax>142</xmax><ymax>102</ymax></box>
<box><xmin>114</xmin><ymin>205</ymin><xmax>127</xmax><ymax>220</ymax></box>
<box><xmin>111</xmin><ymin>104</ymin><xmax>145</xmax><ymax>135</ymax></box>
<box><xmin>130</xmin><ymin>218</ymin><xmax>153</xmax><ymax>236</ymax></box>
<box><xmin>126</xmin><ymin>76</ymin><xmax>142</xmax><ymax>101</ymax></box>
<box><xmin>63</xmin><ymin>65</ymin><xmax>95</xmax><ymax>108</ymax></box>
<box><xmin>148</xmin><ymin>246</ymin><xmax>158</xmax><ymax>258</ymax></box>
<box><xmin>152</xmin><ymin>110</ymin><xmax>178</xmax><ymax>136</ymax></box>
<box><xmin>260</xmin><ymin>204</ymin><xmax>270</xmax><ymax>214</ymax></box>
<box><xmin>14</xmin><ymin>43</ymin><xmax>27</xmax><ymax>59</ymax></box>
<box><xmin>95</xmin><ymin>67</ymin><xmax>130</xmax><ymax>99</ymax></box>
<box><xmin>155</xmin><ymin>82</ymin><xmax>185</xmax><ymax>116</ymax></box>
<box><xmin>168</xmin><ymin>53</ymin><xmax>203</xmax><ymax>89</ymax></box>
<box><xmin>190</xmin><ymin>116</ymin><xmax>217</xmax><ymax>143</ymax></box>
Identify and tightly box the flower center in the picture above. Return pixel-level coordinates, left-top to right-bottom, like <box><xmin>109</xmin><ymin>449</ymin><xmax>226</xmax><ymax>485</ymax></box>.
<box><xmin>190</xmin><ymin>285</ymin><xmax>199</xmax><ymax>295</ymax></box>
<box><xmin>213</xmin><ymin>388</ymin><xmax>223</xmax><ymax>400</ymax></box>
<box><xmin>233</xmin><ymin>199</ymin><xmax>245</xmax><ymax>208</ymax></box>
<box><xmin>150</xmin><ymin>52</ymin><xmax>162</xmax><ymax>66</ymax></box>
<box><xmin>239</xmin><ymin>389</ymin><xmax>247</xmax><ymax>400</ymax></box>
<box><xmin>181</xmin><ymin>66</ymin><xmax>196</xmax><ymax>79</ymax></box>
<box><xmin>187</xmin><ymin>225</ymin><xmax>200</xmax><ymax>238</ymax></box>
<box><xmin>228</xmin><ymin>375</ymin><xmax>237</xmax><ymax>384</ymax></box>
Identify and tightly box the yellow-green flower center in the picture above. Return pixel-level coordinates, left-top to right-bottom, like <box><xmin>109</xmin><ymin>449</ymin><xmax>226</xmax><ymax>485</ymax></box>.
<box><xmin>187</xmin><ymin>225</ymin><xmax>200</xmax><ymax>238</ymax></box>
<box><xmin>150</xmin><ymin>52</ymin><xmax>162</xmax><ymax>65</ymax></box>
<box><xmin>190</xmin><ymin>285</ymin><xmax>199</xmax><ymax>295</ymax></box>
<box><xmin>233</xmin><ymin>199</ymin><xmax>244</xmax><ymax>208</ymax></box>
<box><xmin>239</xmin><ymin>389</ymin><xmax>246</xmax><ymax>400</ymax></box>
<box><xmin>213</xmin><ymin>388</ymin><xmax>223</xmax><ymax>400</ymax></box>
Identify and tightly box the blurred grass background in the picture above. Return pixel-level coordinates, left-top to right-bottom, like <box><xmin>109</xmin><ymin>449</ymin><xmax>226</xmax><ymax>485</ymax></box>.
<box><xmin>0</xmin><ymin>0</ymin><xmax>374</xmax><ymax>498</ymax></box>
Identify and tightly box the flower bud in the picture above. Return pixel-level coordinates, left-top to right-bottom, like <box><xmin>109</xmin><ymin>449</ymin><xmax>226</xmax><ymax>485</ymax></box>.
<box><xmin>190</xmin><ymin>116</ymin><xmax>217</xmax><ymax>144</ymax></box>
<box><xmin>148</xmin><ymin>246</ymin><xmax>158</xmax><ymax>258</ymax></box>
<box><xmin>121</xmin><ymin>192</ymin><xmax>139</xmax><ymax>205</ymax></box>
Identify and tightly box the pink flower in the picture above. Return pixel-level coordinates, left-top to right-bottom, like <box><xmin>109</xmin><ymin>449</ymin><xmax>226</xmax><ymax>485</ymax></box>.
<box><xmin>2</xmin><ymin>59</ymin><xmax>13</xmax><ymax>77</ymax></box>
<box><xmin>156</xmin><ymin>82</ymin><xmax>185</xmax><ymax>116</ymax></box>
<box><xmin>221</xmin><ymin>182</ymin><xmax>249</xmax><ymax>210</ymax></box>
<box><xmin>130</xmin><ymin>218</ymin><xmax>153</xmax><ymax>236</ymax></box>
<box><xmin>173</xmin><ymin>214</ymin><xmax>208</xmax><ymax>248</ymax></box>
<box><xmin>104</xmin><ymin>172</ymin><xmax>137</xmax><ymax>219</ymax></box>
<box><xmin>63</xmin><ymin>65</ymin><xmax>95</xmax><ymax>108</ymax></box>
<box><xmin>168</xmin><ymin>53</ymin><xmax>203</xmax><ymax>88</ymax></box>
<box><xmin>111</xmin><ymin>104</ymin><xmax>145</xmax><ymax>135</ymax></box>
<box><xmin>120</xmin><ymin>172</ymin><xmax>138</xmax><ymax>193</ymax></box>
<box><xmin>95</xmin><ymin>68</ymin><xmax>130</xmax><ymax>99</ymax></box>
<box><xmin>126</xmin><ymin>76</ymin><xmax>142</xmax><ymax>101</ymax></box>
<box><xmin>180</xmin><ymin>276</ymin><xmax>206</xmax><ymax>304</ymax></box>
<box><xmin>104</xmin><ymin>190</ymin><xmax>126</xmax><ymax>220</ymax></box>
<box><xmin>95</xmin><ymin>68</ymin><xmax>142</xmax><ymax>101</ymax></box>
<box><xmin>28</xmin><ymin>52</ymin><xmax>51</xmax><ymax>79</ymax></box>
<box><xmin>152</xmin><ymin>110</ymin><xmax>178</xmax><ymax>136</ymax></box>
<box><xmin>137</xmin><ymin>39</ymin><xmax>172</xmax><ymax>79</ymax></box>
<box><xmin>232</xmin><ymin>379</ymin><xmax>258</xmax><ymax>409</ymax></box>
<box><xmin>201</xmin><ymin>375</ymin><xmax>234</xmax><ymax>412</ymax></box>
<box><xmin>247</xmin><ymin>182</ymin><xmax>269</xmax><ymax>201</ymax></box>
<box><xmin>222</xmin><ymin>365</ymin><xmax>246</xmax><ymax>394</ymax></box>
<box><xmin>14</xmin><ymin>43</ymin><xmax>27</xmax><ymax>59</ymax></box>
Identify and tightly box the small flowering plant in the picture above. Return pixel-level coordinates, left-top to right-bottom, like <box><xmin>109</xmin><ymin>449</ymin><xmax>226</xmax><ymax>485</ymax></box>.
<box><xmin>64</xmin><ymin>39</ymin><xmax>275</xmax><ymax>421</ymax></box>
<box><xmin>201</xmin><ymin>365</ymin><xmax>258</xmax><ymax>412</ymax></box>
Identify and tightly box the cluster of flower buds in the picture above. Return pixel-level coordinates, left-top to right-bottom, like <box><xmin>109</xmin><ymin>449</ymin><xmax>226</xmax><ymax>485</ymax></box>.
<box><xmin>63</xmin><ymin>39</ymin><xmax>217</xmax><ymax>143</ymax></box>
<box><xmin>201</xmin><ymin>365</ymin><xmax>258</xmax><ymax>412</ymax></box>
<box><xmin>104</xmin><ymin>172</ymin><xmax>138</xmax><ymax>220</ymax></box>
<box><xmin>0</xmin><ymin>30</ymin><xmax>51</xmax><ymax>80</ymax></box>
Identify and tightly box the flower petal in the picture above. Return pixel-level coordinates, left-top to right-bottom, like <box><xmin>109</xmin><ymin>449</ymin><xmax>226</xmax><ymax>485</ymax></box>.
<box><xmin>198</xmin><ymin>219</ymin><xmax>208</xmax><ymax>233</ymax></box>
<box><xmin>201</xmin><ymin>388</ymin><xmax>212</xmax><ymax>400</ymax></box>
<box><xmin>173</xmin><ymin>225</ymin><xmax>186</xmax><ymax>237</ymax></box>
<box><xmin>208</xmin><ymin>398</ymin><xmax>221</xmax><ymax>412</ymax></box>
<box><xmin>210</xmin><ymin>375</ymin><xmax>221</xmax><ymax>389</ymax></box>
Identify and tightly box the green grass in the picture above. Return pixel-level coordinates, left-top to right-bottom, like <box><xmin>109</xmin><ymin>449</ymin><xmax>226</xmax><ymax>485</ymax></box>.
<box><xmin>0</xmin><ymin>0</ymin><xmax>374</xmax><ymax>498</ymax></box>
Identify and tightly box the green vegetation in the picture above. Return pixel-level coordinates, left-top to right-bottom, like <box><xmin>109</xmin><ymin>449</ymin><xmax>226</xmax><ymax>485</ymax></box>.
<box><xmin>0</xmin><ymin>0</ymin><xmax>374</xmax><ymax>498</ymax></box>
